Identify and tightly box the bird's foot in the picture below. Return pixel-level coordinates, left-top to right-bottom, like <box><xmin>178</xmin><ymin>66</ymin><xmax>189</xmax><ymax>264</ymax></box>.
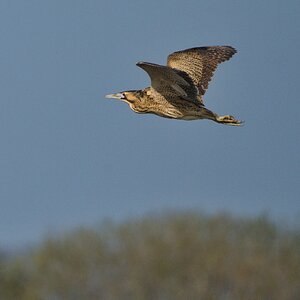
<box><xmin>217</xmin><ymin>115</ymin><xmax>244</xmax><ymax>126</ymax></box>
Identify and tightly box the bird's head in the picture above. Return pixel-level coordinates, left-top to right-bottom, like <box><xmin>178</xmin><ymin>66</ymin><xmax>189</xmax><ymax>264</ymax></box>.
<box><xmin>105</xmin><ymin>90</ymin><xmax>144</xmax><ymax>112</ymax></box>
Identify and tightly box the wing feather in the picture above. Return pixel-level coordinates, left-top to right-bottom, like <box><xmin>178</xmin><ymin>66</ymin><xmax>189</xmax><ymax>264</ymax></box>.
<box><xmin>136</xmin><ymin>46</ymin><xmax>236</xmax><ymax>105</ymax></box>
<box><xmin>137</xmin><ymin>62</ymin><xmax>202</xmax><ymax>102</ymax></box>
<box><xmin>167</xmin><ymin>46</ymin><xmax>236</xmax><ymax>99</ymax></box>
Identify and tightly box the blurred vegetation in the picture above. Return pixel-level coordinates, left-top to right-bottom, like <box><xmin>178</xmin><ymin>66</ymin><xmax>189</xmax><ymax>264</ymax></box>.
<box><xmin>0</xmin><ymin>212</ymin><xmax>300</xmax><ymax>299</ymax></box>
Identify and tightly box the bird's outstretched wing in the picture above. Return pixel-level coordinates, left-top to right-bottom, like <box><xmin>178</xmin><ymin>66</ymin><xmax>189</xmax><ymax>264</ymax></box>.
<box><xmin>167</xmin><ymin>46</ymin><xmax>237</xmax><ymax>102</ymax></box>
<box><xmin>136</xmin><ymin>62</ymin><xmax>198</xmax><ymax>101</ymax></box>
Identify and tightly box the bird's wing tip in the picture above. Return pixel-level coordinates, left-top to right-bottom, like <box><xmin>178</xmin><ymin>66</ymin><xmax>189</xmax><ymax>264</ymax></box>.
<box><xmin>224</xmin><ymin>45</ymin><xmax>237</xmax><ymax>54</ymax></box>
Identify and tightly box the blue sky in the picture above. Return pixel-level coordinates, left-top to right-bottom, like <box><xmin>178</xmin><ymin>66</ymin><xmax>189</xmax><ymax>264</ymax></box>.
<box><xmin>0</xmin><ymin>0</ymin><xmax>299</xmax><ymax>249</ymax></box>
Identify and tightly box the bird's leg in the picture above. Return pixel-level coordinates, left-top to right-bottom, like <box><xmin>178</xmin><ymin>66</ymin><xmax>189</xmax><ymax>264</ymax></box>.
<box><xmin>201</xmin><ymin>107</ymin><xmax>243</xmax><ymax>126</ymax></box>
<box><xmin>199</xmin><ymin>107</ymin><xmax>220</xmax><ymax>122</ymax></box>
<box><xmin>215</xmin><ymin>114</ymin><xmax>244</xmax><ymax>126</ymax></box>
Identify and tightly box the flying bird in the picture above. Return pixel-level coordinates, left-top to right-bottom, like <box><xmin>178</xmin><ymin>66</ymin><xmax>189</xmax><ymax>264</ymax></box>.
<box><xmin>106</xmin><ymin>46</ymin><xmax>243</xmax><ymax>125</ymax></box>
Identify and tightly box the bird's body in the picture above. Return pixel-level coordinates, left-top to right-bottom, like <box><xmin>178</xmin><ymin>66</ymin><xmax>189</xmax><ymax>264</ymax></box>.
<box><xmin>128</xmin><ymin>88</ymin><xmax>212</xmax><ymax>121</ymax></box>
<box><xmin>106</xmin><ymin>46</ymin><xmax>243</xmax><ymax>126</ymax></box>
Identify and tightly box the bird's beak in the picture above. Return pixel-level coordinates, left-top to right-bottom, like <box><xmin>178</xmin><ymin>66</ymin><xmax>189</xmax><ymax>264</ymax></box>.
<box><xmin>105</xmin><ymin>93</ymin><xmax>124</xmax><ymax>100</ymax></box>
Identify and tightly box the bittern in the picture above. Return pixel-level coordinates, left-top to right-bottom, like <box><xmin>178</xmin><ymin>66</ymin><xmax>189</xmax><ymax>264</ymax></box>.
<box><xmin>106</xmin><ymin>46</ymin><xmax>243</xmax><ymax>125</ymax></box>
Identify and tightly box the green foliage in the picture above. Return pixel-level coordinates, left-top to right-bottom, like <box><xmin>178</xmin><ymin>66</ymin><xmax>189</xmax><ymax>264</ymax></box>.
<box><xmin>1</xmin><ymin>213</ymin><xmax>300</xmax><ymax>299</ymax></box>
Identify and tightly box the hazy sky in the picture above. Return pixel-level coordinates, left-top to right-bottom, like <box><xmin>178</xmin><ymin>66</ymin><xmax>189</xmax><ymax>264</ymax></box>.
<box><xmin>1</xmin><ymin>0</ymin><xmax>299</xmax><ymax>249</ymax></box>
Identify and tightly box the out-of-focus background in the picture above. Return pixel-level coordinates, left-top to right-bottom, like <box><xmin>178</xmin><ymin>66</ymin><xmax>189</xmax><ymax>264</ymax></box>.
<box><xmin>0</xmin><ymin>1</ymin><xmax>299</xmax><ymax>298</ymax></box>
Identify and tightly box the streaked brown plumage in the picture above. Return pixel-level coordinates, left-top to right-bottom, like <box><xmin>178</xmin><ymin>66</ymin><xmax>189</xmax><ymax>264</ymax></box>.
<box><xmin>106</xmin><ymin>46</ymin><xmax>243</xmax><ymax>125</ymax></box>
